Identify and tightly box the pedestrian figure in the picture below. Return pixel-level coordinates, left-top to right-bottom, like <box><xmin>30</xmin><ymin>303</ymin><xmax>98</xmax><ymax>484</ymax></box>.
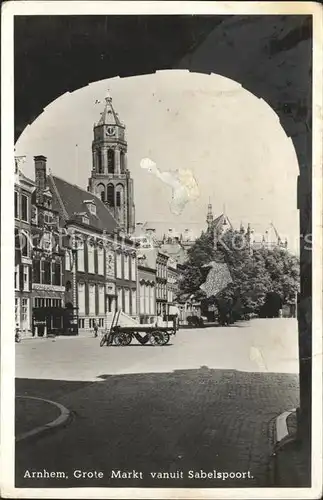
<box><xmin>93</xmin><ymin>319</ymin><xmax>99</xmax><ymax>338</ymax></box>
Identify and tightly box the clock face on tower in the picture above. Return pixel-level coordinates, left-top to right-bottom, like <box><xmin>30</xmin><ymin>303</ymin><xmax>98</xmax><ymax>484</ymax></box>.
<box><xmin>106</xmin><ymin>126</ymin><xmax>115</xmax><ymax>137</ymax></box>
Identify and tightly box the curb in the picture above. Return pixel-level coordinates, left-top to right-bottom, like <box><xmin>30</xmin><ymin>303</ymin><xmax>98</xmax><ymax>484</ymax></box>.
<box><xmin>274</xmin><ymin>408</ymin><xmax>297</xmax><ymax>451</ymax></box>
<box><xmin>16</xmin><ymin>396</ymin><xmax>72</xmax><ymax>443</ymax></box>
<box><xmin>267</xmin><ymin>408</ymin><xmax>298</xmax><ymax>485</ymax></box>
<box><xmin>276</xmin><ymin>408</ymin><xmax>296</xmax><ymax>443</ymax></box>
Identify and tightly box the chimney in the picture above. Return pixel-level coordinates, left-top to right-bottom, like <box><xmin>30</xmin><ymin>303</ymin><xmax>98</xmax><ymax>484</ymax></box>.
<box><xmin>34</xmin><ymin>155</ymin><xmax>47</xmax><ymax>205</ymax></box>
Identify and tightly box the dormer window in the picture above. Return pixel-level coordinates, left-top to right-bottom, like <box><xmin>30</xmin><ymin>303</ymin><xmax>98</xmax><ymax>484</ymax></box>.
<box><xmin>44</xmin><ymin>211</ymin><xmax>53</xmax><ymax>225</ymax></box>
<box><xmin>82</xmin><ymin>214</ymin><xmax>89</xmax><ymax>224</ymax></box>
<box><xmin>83</xmin><ymin>200</ymin><xmax>96</xmax><ymax>215</ymax></box>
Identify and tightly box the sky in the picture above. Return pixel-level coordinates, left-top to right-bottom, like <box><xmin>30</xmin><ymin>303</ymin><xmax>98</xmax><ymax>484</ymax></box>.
<box><xmin>15</xmin><ymin>70</ymin><xmax>300</xmax><ymax>254</ymax></box>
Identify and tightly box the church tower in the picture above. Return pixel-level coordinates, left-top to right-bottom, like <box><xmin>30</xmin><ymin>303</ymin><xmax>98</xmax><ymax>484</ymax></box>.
<box><xmin>87</xmin><ymin>94</ymin><xmax>135</xmax><ymax>234</ymax></box>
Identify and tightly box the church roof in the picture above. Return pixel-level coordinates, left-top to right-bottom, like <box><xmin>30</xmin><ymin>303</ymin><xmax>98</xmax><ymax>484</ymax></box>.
<box><xmin>96</xmin><ymin>95</ymin><xmax>123</xmax><ymax>127</ymax></box>
<box><xmin>49</xmin><ymin>175</ymin><xmax>118</xmax><ymax>233</ymax></box>
<box><xmin>211</xmin><ymin>213</ymin><xmax>233</xmax><ymax>231</ymax></box>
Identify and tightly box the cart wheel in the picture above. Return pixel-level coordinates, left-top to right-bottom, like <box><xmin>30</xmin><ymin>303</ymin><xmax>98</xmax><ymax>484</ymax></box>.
<box><xmin>150</xmin><ymin>330</ymin><xmax>166</xmax><ymax>346</ymax></box>
<box><xmin>161</xmin><ymin>332</ymin><xmax>170</xmax><ymax>345</ymax></box>
<box><xmin>114</xmin><ymin>333</ymin><xmax>132</xmax><ymax>346</ymax></box>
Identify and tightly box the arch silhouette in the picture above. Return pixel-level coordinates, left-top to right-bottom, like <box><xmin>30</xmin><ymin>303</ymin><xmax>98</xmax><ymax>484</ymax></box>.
<box><xmin>115</xmin><ymin>183</ymin><xmax>124</xmax><ymax>208</ymax></box>
<box><xmin>107</xmin><ymin>183</ymin><xmax>115</xmax><ymax>207</ymax></box>
<box><xmin>14</xmin><ymin>14</ymin><xmax>313</xmax><ymax>439</ymax></box>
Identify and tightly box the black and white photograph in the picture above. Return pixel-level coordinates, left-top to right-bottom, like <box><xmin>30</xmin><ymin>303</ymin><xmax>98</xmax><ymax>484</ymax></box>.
<box><xmin>1</xmin><ymin>2</ymin><xmax>322</xmax><ymax>498</ymax></box>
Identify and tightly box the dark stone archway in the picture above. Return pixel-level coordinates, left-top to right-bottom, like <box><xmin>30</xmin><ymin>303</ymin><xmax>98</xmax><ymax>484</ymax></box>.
<box><xmin>14</xmin><ymin>14</ymin><xmax>312</xmax><ymax>439</ymax></box>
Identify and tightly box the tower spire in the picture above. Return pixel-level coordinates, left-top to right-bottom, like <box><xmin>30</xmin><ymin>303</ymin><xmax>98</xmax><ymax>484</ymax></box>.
<box><xmin>105</xmin><ymin>89</ymin><xmax>112</xmax><ymax>103</ymax></box>
<box><xmin>207</xmin><ymin>198</ymin><xmax>213</xmax><ymax>230</ymax></box>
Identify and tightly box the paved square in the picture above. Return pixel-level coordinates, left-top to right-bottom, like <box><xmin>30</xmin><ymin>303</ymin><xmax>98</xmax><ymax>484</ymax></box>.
<box><xmin>16</xmin><ymin>319</ymin><xmax>299</xmax><ymax>488</ymax></box>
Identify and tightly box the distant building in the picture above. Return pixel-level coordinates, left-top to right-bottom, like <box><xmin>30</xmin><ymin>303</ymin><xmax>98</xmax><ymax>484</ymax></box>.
<box><xmin>206</xmin><ymin>202</ymin><xmax>233</xmax><ymax>245</ymax></box>
<box><xmin>137</xmin><ymin>250</ymin><xmax>156</xmax><ymax>324</ymax></box>
<box><xmin>156</xmin><ymin>251</ymin><xmax>169</xmax><ymax>316</ymax></box>
<box><xmin>132</xmin><ymin>222</ymin><xmax>196</xmax><ymax>264</ymax></box>
<box><xmin>245</xmin><ymin>223</ymin><xmax>288</xmax><ymax>251</ymax></box>
<box><xmin>167</xmin><ymin>257</ymin><xmax>178</xmax><ymax>305</ymax></box>
<box><xmin>136</xmin><ymin>247</ymin><xmax>169</xmax><ymax>317</ymax></box>
<box><xmin>206</xmin><ymin>202</ymin><xmax>288</xmax><ymax>252</ymax></box>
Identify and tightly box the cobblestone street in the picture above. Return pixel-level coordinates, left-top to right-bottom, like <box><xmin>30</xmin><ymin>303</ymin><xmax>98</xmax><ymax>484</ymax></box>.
<box><xmin>15</xmin><ymin>319</ymin><xmax>299</xmax><ymax>488</ymax></box>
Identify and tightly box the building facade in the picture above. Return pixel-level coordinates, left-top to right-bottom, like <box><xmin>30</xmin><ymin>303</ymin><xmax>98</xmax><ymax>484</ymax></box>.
<box><xmin>156</xmin><ymin>251</ymin><xmax>169</xmax><ymax>316</ymax></box>
<box><xmin>87</xmin><ymin>94</ymin><xmax>135</xmax><ymax>235</ymax></box>
<box><xmin>64</xmin><ymin>223</ymin><xmax>107</xmax><ymax>332</ymax></box>
<box><xmin>166</xmin><ymin>257</ymin><xmax>178</xmax><ymax>305</ymax></box>
<box><xmin>34</xmin><ymin>161</ymin><xmax>138</xmax><ymax>333</ymax></box>
<box><xmin>47</xmin><ymin>170</ymin><xmax>117</xmax><ymax>333</ymax></box>
<box><xmin>137</xmin><ymin>254</ymin><xmax>156</xmax><ymax>324</ymax></box>
<box><xmin>14</xmin><ymin>159</ymin><xmax>34</xmax><ymax>334</ymax></box>
<box><xmin>31</xmin><ymin>156</ymin><xmax>65</xmax><ymax>336</ymax></box>
<box><xmin>115</xmin><ymin>245</ymin><xmax>137</xmax><ymax>318</ymax></box>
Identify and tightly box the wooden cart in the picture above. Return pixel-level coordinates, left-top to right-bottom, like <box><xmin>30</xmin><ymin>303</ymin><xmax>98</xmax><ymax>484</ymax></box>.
<box><xmin>100</xmin><ymin>310</ymin><xmax>177</xmax><ymax>347</ymax></box>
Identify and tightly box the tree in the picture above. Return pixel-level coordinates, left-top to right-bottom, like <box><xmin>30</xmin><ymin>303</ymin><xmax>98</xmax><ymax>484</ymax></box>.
<box><xmin>179</xmin><ymin>228</ymin><xmax>300</xmax><ymax>316</ymax></box>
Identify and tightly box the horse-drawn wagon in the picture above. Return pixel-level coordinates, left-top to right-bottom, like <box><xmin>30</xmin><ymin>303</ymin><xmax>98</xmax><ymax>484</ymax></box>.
<box><xmin>100</xmin><ymin>310</ymin><xmax>177</xmax><ymax>347</ymax></box>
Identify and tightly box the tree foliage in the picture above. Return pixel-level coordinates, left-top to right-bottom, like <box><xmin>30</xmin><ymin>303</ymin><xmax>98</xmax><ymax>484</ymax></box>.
<box><xmin>179</xmin><ymin>228</ymin><xmax>300</xmax><ymax>314</ymax></box>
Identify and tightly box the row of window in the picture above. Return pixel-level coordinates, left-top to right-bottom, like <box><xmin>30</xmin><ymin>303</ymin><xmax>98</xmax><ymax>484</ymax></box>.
<box><xmin>116</xmin><ymin>253</ymin><xmax>136</xmax><ymax>281</ymax></box>
<box><xmin>78</xmin><ymin>283</ymin><xmax>105</xmax><ymax>316</ymax></box>
<box><xmin>15</xmin><ymin>297</ymin><xmax>29</xmax><ymax>327</ymax></box>
<box><xmin>156</xmin><ymin>263</ymin><xmax>167</xmax><ymax>279</ymax></box>
<box><xmin>139</xmin><ymin>284</ymin><xmax>155</xmax><ymax>316</ymax></box>
<box><xmin>97</xmin><ymin>183</ymin><xmax>124</xmax><ymax>207</ymax></box>
<box><xmin>96</xmin><ymin>149</ymin><xmax>126</xmax><ymax>175</ymax></box>
<box><xmin>77</xmin><ymin>284</ymin><xmax>137</xmax><ymax>317</ymax></box>
<box><xmin>16</xmin><ymin>230</ymin><xmax>137</xmax><ymax>283</ymax></box>
<box><xmin>66</xmin><ymin>245</ymin><xmax>105</xmax><ymax>275</ymax></box>
<box><xmin>156</xmin><ymin>283</ymin><xmax>167</xmax><ymax>300</ymax></box>
<box><xmin>78</xmin><ymin>317</ymin><xmax>105</xmax><ymax>330</ymax></box>
<box><xmin>71</xmin><ymin>244</ymin><xmax>136</xmax><ymax>281</ymax></box>
<box><xmin>14</xmin><ymin>265</ymin><xmax>30</xmax><ymax>292</ymax></box>
<box><xmin>14</xmin><ymin>191</ymin><xmax>29</xmax><ymax>222</ymax></box>
<box><xmin>117</xmin><ymin>288</ymin><xmax>136</xmax><ymax>315</ymax></box>
<box><xmin>34</xmin><ymin>298</ymin><xmax>62</xmax><ymax>308</ymax></box>
<box><xmin>32</xmin><ymin>260</ymin><xmax>62</xmax><ymax>286</ymax></box>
